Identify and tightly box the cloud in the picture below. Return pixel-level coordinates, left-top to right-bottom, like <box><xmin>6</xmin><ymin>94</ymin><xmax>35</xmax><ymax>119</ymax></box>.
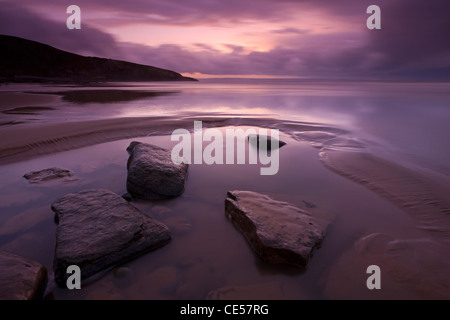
<box><xmin>0</xmin><ymin>2</ymin><xmax>121</xmax><ymax>58</ymax></box>
<box><xmin>272</xmin><ymin>28</ymin><xmax>309</xmax><ymax>35</ymax></box>
<box><xmin>363</xmin><ymin>0</ymin><xmax>450</xmax><ymax>79</ymax></box>
<box><xmin>1</xmin><ymin>0</ymin><xmax>449</xmax><ymax>80</ymax></box>
<box><xmin>116</xmin><ymin>37</ymin><xmax>362</xmax><ymax>78</ymax></box>
<box><xmin>10</xmin><ymin>0</ymin><xmax>367</xmax><ymax>28</ymax></box>
<box><xmin>223</xmin><ymin>44</ymin><xmax>246</xmax><ymax>54</ymax></box>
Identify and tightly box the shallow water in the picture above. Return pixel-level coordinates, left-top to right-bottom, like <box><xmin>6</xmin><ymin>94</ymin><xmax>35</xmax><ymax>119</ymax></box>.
<box><xmin>0</xmin><ymin>130</ymin><xmax>424</xmax><ymax>299</ymax></box>
<box><xmin>0</xmin><ymin>80</ymin><xmax>449</xmax><ymax>299</ymax></box>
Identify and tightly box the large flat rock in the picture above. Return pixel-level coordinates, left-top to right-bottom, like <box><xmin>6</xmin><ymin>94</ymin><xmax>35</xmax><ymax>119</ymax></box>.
<box><xmin>0</xmin><ymin>251</ymin><xmax>47</xmax><ymax>300</ymax></box>
<box><xmin>23</xmin><ymin>167</ymin><xmax>77</xmax><ymax>184</ymax></box>
<box><xmin>51</xmin><ymin>189</ymin><xmax>171</xmax><ymax>287</ymax></box>
<box><xmin>225</xmin><ymin>190</ymin><xmax>331</xmax><ymax>268</ymax></box>
<box><xmin>126</xmin><ymin>141</ymin><xmax>188</xmax><ymax>200</ymax></box>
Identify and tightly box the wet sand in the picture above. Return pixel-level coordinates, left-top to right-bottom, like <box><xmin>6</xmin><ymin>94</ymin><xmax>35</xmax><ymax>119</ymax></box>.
<box><xmin>0</xmin><ymin>115</ymin><xmax>343</xmax><ymax>165</ymax></box>
<box><xmin>319</xmin><ymin>151</ymin><xmax>450</xmax><ymax>299</ymax></box>
<box><xmin>320</xmin><ymin>151</ymin><xmax>450</xmax><ymax>239</ymax></box>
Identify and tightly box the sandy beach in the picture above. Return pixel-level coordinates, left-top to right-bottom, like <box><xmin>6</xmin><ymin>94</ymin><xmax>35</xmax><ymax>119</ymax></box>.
<box><xmin>0</xmin><ymin>83</ymin><xmax>449</xmax><ymax>300</ymax></box>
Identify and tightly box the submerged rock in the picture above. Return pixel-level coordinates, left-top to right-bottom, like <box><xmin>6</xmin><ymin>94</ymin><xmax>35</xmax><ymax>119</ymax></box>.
<box><xmin>23</xmin><ymin>167</ymin><xmax>77</xmax><ymax>184</ymax></box>
<box><xmin>225</xmin><ymin>190</ymin><xmax>331</xmax><ymax>268</ymax></box>
<box><xmin>0</xmin><ymin>251</ymin><xmax>47</xmax><ymax>300</ymax></box>
<box><xmin>126</xmin><ymin>141</ymin><xmax>188</xmax><ymax>200</ymax></box>
<box><xmin>51</xmin><ymin>189</ymin><xmax>171</xmax><ymax>287</ymax></box>
<box><xmin>112</xmin><ymin>266</ymin><xmax>135</xmax><ymax>289</ymax></box>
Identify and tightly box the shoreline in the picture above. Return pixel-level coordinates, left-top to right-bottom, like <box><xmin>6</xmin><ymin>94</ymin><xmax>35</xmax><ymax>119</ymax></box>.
<box><xmin>320</xmin><ymin>150</ymin><xmax>450</xmax><ymax>241</ymax></box>
<box><xmin>1</xmin><ymin>115</ymin><xmax>449</xmax><ymax>239</ymax></box>
<box><xmin>0</xmin><ymin>116</ymin><xmax>342</xmax><ymax>166</ymax></box>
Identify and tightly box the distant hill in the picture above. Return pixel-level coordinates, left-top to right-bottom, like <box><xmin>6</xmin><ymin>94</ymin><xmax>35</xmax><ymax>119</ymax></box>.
<box><xmin>0</xmin><ymin>35</ymin><xmax>197</xmax><ymax>83</ymax></box>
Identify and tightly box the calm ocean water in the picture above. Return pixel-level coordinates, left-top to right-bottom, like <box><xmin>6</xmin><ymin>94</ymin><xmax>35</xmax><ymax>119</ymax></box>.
<box><xmin>3</xmin><ymin>79</ymin><xmax>449</xmax><ymax>174</ymax></box>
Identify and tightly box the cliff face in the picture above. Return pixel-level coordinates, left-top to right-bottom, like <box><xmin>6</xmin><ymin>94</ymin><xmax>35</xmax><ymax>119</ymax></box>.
<box><xmin>0</xmin><ymin>35</ymin><xmax>197</xmax><ymax>83</ymax></box>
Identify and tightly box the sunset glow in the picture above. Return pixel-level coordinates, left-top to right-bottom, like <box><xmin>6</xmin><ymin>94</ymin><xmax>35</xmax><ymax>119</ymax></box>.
<box><xmin>1</xmin><ymin>0</ymin><xmax>449</xmax><ymax>80</ymax></box>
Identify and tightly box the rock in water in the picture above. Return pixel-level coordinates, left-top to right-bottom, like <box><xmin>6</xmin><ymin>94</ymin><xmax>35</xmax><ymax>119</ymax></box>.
<box><xmin>126</xmin><ymin>141</ymin><xmax>188</xmax><ymax>200</ymax></box>
<box><xmin>51</xmin><ymin>189</ymin><xmax>171</xmax><ymax>287</ymax></box>
<box><xmin>247</xmin><ymin>134</ymin><xmax>286</xmax><ymax>151</ymax></box>
<box><xmin>23</xmin><ymin>167</ymin><xmax>77</xmax><ymax>184</ymax></box>
<box><xmin>225</xmin><ymin>190</ymin><xmax>331</xmax><ymax>268</ymax></box>
<box><xmin>0</xmin><ymin>251</ymin><xmax>47</xmax><ymax>300</ymax></box>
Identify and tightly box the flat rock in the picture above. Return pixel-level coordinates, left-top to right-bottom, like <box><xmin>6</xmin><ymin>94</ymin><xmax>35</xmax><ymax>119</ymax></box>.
<box><xmin>23</xmin><ymin>167</ymin><xmax>77</xmax><ymax>184</ymax></box>
<box><xmin>51</xmin><ymin>189</ymin><xmax>171</xmax><ymax>287</ymax></box>
<box><xmin>225</xmin><ymin>190</ymin><xmax>331</xmax><ymax>268</ymax></box>
<box><xmin>126</xmin><ymin>141</ymin><xmax>188</xmax><ymax>200</ymax></box>
<box><xmin>247</xmin><ymin>134</ymin><xmax>286</xmax><ymax>150</ymax></box>
<box><xmin>0</xmin><ymin>251</ymin><xmax>47</xmax><ymax>300</ymax></box>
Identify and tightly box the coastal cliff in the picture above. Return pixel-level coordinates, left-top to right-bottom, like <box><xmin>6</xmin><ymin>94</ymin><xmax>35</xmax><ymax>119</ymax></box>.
<box><xmin>0</xmin><ymin>35</ymin><xmax>197</xmax><ymax>83</ymax></box>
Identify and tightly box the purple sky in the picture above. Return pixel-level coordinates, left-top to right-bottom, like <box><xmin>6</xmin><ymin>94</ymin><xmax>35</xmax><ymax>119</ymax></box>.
<box><xmin>1</xmin><ymin>0</ymin><xmax>449</xmax><ymax>80</ymax></box>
